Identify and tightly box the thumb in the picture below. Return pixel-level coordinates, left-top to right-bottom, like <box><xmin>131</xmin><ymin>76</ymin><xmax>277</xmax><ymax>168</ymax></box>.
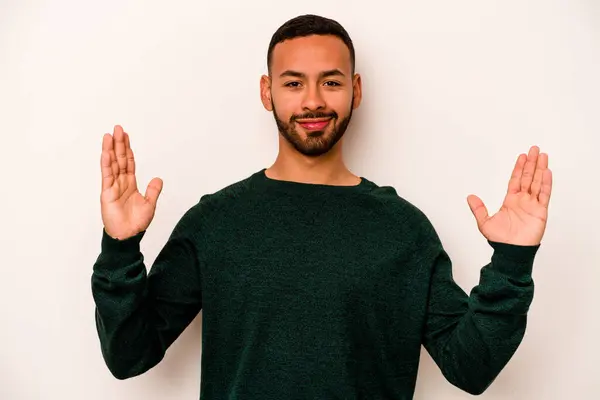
<box><xmin>467</xmin><ymin>194</ymin><xmax>489</xmax><ymax>228</ymax></box>
<box><xmin>145</xmin><ymin>177</ymin><xmax>163</xmax><ymax>207</ymax></box>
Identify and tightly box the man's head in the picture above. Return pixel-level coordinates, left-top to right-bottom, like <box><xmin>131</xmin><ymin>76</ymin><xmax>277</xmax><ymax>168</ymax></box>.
<box><xmin>260</xmin><ymin>14</ymin><xmax>362</xmax><ymax>157</ymax></box>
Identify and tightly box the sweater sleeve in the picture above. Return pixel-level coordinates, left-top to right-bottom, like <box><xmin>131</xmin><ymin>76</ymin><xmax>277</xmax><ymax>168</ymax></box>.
<box><xmin>91</xmin><ymin>205</ymin><xmax>204</xmax><ymax>380</ymax></box>
<box><xmin>421</xmin><ymin>230</ymin><xmax>539</xmax><ymax>395</ymax></box>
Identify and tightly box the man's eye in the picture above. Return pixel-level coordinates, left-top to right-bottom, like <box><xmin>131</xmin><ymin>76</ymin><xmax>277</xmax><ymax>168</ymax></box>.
<box><xmin>285</xmin><ymin>82</ymin><xmax>301</xmax><ymax>87</ymax></box>
<box><xmin>324</xmin><ymin>81</ymin><xmax>341</xmax><ymax>87</ymax></box>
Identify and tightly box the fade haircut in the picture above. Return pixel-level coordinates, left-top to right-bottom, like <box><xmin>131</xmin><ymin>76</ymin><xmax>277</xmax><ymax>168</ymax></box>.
<box><xmin>266</xmin><ymin>14</ymin><xmax>356</xmax><ymax>75</ymax></box>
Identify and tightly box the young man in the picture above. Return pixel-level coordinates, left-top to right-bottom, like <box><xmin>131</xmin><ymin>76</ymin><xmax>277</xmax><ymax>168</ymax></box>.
<box><xmin>92</xmin><ymin>14</ymin><xmax>553</xmax><ymax>399</ymax></box>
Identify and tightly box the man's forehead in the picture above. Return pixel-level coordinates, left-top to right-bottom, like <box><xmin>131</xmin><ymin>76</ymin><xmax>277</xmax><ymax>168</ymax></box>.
<box><xmin>270</xmin><ymin>35</ymin><xmax>352</xmax><ymax>75</ymax></box>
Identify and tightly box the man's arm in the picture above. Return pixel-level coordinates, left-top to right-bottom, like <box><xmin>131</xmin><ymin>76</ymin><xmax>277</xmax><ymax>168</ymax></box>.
<box><xmin>421</xmin><ymin>236</ymin><xmax>539</xmax><ymax>395</ymax></box>
<box><xmin>421</xmin><ymin>145</ymin><xmax>551</xmax><ymax>394</ymax></box>
<box><xmin>91</xmin><ymin>206</ymin><xmax>203</xmax><ymax>379</ymax></box>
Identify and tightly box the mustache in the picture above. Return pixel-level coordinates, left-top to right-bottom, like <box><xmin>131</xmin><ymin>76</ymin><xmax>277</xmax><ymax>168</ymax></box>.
<box><xmin>291</xmin><ymin>111</ymin><xmax>338</xmax><ymax>121</ymax></box>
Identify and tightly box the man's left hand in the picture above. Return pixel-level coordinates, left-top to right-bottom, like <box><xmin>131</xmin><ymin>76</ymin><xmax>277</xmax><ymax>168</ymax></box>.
<box><xmin>467</xmin><ymin>146</ymin><xmax>553</xmax><ymax>246</ymax></box>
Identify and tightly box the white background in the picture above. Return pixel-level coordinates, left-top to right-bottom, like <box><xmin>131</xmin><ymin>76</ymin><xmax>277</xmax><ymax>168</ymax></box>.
<box><xmin>1</xmin><ymin>0</ymin><xmax>598</xmax><ymax>399</ymax></box>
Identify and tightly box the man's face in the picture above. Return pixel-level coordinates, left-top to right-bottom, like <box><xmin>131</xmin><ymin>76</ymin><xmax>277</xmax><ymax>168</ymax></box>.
<box><xmin>261</xmin><ymin>35</ymin><xmax>362</xmax><ymax>157</ymax></box>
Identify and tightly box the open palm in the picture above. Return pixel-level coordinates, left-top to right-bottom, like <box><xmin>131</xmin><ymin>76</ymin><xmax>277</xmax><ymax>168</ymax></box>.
<box><xmin>467</xmin><ymin>146</ymin><xmax>553</xmax><ymax>246</ymax></box>
<box><xmin>100</xmin><ymin>125</ymin><xmax>163</xmax><ymax>240</ymax></box>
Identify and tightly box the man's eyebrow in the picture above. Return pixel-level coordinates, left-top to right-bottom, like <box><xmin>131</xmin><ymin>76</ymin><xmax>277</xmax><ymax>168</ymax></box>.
<box><xmin>278</xmin><ymin>69</ymin><xmax>346</xmax><ymax>79</ymax></box>
<box><xmin>320</xmin><ymin>69</ymin><xmax>346</xmax><ymax>78</ymax></box>
<box><xmin>279</xmin><ymin>70</ymin><xmax>305</xmax><ymax>79</ymax></box>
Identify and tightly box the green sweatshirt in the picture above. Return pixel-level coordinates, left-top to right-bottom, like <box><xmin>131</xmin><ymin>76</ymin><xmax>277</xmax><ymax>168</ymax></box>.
<box><xmin>91</xmin><ymin>168</ymin><xmax>539</xmax><ymax>399</ymax></box>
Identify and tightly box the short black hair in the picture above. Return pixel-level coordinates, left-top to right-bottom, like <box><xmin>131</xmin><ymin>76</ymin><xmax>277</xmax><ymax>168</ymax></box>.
<box><xmin>267</xmin><ymin>14</ymin><xmax>355</xmax><ymax>75</ymax></box>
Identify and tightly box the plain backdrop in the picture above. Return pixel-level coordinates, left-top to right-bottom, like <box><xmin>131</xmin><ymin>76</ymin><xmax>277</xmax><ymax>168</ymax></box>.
<box><xmin>1</xmin><ymin>0</ymin><xmax>599</xmax><ymax>399</ymax></box>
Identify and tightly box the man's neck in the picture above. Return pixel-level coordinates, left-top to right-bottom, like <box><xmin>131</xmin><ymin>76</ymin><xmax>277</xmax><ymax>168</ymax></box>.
<box><xmin>266</xmin><ymin>139</ymin><xmax>360</xmax><ymax>186</ymax></box>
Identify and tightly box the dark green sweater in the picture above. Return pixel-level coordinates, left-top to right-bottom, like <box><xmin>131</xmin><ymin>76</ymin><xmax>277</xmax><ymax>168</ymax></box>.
<box><xmin>92</xmin><ymin>169</ymin><xmax>539</xmax><ymax>399</ymax></box>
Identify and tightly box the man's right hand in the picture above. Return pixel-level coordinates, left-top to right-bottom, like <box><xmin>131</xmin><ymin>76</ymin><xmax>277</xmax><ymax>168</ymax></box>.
<box><xmin>100</xmin><ymin>125</ymin><xmax>163</xmax><ymax>240</ymax></box>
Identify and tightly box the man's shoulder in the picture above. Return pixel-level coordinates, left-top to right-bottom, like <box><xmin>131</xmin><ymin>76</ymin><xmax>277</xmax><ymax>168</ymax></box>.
<box><xmin>361</xmin><ymin>178</ymin><xmax>440</xmax><ymax>243</ymax></box>
<box><xmin>363</xmin><ymin>179</ymin><xmax>429</xmax><ymax>222</ymax></box>
<box><xmin>189</xmin><ymin>170</ymin><xmax>258</xmax><ymax>213</ymax></box>
<box><xmin>206</xmin><ymin>173</ymin><xmax>256</xmax><ymax>200</ymax></box>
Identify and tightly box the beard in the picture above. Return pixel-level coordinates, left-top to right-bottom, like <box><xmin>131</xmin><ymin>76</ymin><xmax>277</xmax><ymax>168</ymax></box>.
<box><xmin>272</xmin><ymin>96</ymin><xmax>354</xmax><ymax>157</ymax></box>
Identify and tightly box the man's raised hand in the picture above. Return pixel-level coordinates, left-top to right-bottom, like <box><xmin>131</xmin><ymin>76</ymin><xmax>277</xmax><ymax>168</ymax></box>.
<box><xmin>100</xmin><ymin>125</ymin><xmax>163</xmax><ymax>240</ymax></box>
<box><xmin>467</xmin><ymin>145</ymin><xmax>553</xmax><ymax>246</ymax></box>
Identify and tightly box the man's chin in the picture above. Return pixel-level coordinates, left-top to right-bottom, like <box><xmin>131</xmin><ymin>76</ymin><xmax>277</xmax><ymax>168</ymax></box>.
<box><xmin>296</xmin><ymin>146</ymin><xmax>332</xmax><ymax>157</ymax></box>
<box><xmin>279</xmin><ymin>123</ymin><xmax>347</xmax><ymax>157</ymax></box>
<box><xmin>296</xmin><ymin>138</ymin><xmax>339</xmax><ymax>157</ymax></box>
<box><xmin>305</xmin><ymin>130</ymin><xmax>326</xmax><ymax>137</ymax></box>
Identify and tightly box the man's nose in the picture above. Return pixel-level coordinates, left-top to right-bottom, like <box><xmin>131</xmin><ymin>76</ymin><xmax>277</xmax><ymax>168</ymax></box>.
<box><xmin>301</xmin><ymin>85</ymin><xmax>326</xmax><ymax>111</ymax></box>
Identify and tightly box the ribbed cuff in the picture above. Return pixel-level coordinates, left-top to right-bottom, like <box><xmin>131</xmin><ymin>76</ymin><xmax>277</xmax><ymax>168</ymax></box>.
<box><xmin>488</xmin><ymin>240</ymin><xmax>540</xmax><ymax>277</ymax></box>
<box><xmin>101</xmin><ymin>228</ymin><xmax>145</xmax><ymax>254</ymax></box>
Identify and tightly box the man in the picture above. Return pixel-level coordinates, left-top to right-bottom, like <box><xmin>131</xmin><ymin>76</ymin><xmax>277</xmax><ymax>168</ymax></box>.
<box><xmin>92</xmin><ymin>14</ymin><xmax>553</xmax><ymax>399</ymax></box>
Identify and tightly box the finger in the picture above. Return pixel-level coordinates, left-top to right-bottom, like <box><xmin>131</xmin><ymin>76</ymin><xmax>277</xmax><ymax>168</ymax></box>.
<box><xmin>144</xmin><ymin>177</ymin><xmax>163</xmax><ymax>207</ymax></box>
<box><xmin>102</xmin><ymin>132</ymin><xmax>113</xmax><ymax>152</ymax></box>
<box><xmin>531</xmin><ymin>152</ymin><xmax>548</xmax><ymax>198</ymax></box>
<box><xmin>101</xmin><ymin>134</ymin><xmax>115</xmax><ymax>191</ymax></box>
<box><xmin>539</xmin><ymin>168</ymin><xmax>553</xmax><ymax>208</ymax></box>
<box><xmin>124</xmin><ymin>132</ymin><xmax>135</xmax><ymax>175</ymax></box>
<box><xmin>520</xmin><ymin>146</ymin><xmax>540</xmax><ymax>193</ymax></box>
<box><xmin>103</xmin><ymin>131</ymin><xmax>120</xmax><ymax>179</ymax></box>
<box><xmin>113</xmin><ymin>125</ymin><xmax>127</xmax><ymax>175</ymax></box>
<box><xmin>467</xmin><ymin>194</ymin><xmax>489</xmax><ymax>228</ymax></box>
<box><xmin>110</xmin><ymin>143</ymin><xmax>119</xmax><ymax>178</ymax></box>
<box><xmin>507</xmin><ymin>153</ymin><xmax>527</xmax><ymax>194</ymax></box>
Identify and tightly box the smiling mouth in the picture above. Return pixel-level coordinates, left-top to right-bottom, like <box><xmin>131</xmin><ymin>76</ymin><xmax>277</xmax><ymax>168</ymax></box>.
<box><xmin>296</xmin><ymin>118</ymin><xmax>332</xmax><ymax>131</ymax></box>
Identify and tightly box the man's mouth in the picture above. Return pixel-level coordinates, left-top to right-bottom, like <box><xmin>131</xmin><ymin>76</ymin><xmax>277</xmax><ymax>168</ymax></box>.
<box><xmin>295</xmin><ymin>118</ymin><xmax>332</xmax><ymax>131</ymax></box>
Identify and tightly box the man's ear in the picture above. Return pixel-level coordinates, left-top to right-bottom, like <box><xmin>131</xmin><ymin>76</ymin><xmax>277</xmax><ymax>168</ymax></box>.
<box><xmin>260</xmin><ymin>75</ymin><xmax>273</xmax><ymax>111</ymax></box>
<box><xmin>352</xmin><ymin>73</ymin><xmax>362</xmax><ymax>109</ymax></box>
